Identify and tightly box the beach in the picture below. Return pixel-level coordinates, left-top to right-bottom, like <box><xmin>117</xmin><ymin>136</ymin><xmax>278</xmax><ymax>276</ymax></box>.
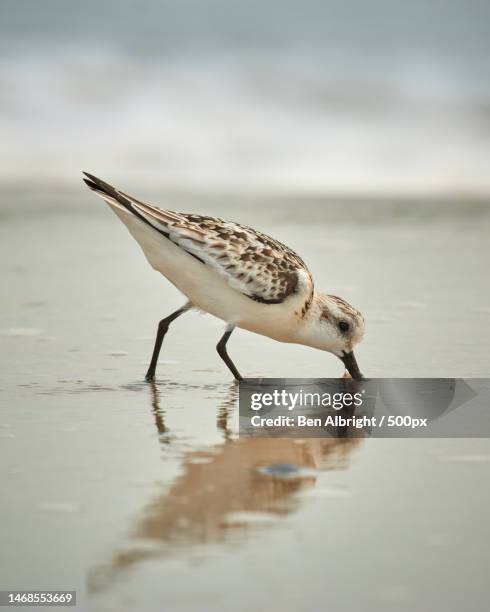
<box><xmin>1</xmin><ymin>186</ymin><xmax>490</xmax><ymax>610</ymax></box>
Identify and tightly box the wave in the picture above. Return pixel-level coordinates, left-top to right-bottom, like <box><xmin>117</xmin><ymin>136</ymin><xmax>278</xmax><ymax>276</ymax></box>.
<box><xmin>1</xmin><ymin>43</ymin><xmax>490</xmax><ymax>195</ymax></box>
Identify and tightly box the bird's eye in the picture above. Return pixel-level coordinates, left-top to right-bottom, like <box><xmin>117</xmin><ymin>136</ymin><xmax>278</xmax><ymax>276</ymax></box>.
<box><xmin>338</xmin><ymin>320</ymin><xmax>350</xmax><ymax>333</ymax></box>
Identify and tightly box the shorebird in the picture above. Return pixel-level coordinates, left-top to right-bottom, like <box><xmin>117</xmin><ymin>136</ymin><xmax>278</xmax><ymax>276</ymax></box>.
<box><xmin>83</xmin><ymin>173</ymin><xmax>365</xmax><ymax>381</ymax></box>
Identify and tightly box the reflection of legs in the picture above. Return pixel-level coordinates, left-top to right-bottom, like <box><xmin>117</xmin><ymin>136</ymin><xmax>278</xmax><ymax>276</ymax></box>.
<box><xmin>148</xmin><ymin>380</ymin><xmax>167</xmax><ymax>436</ymax></box>
<box><xmin>217</xmin><ymin>383</ymin><xmax>239</xmax><ymax>440</ymax></box>
<box><xmin>216</xmin><ymin>326</ymin><xmax>242</xmax><ymax>381</ymax></box>
<box><xmin>145</xmin><ymin>303</ymin><xmax>191</xmax><ymax>381</ymax></box>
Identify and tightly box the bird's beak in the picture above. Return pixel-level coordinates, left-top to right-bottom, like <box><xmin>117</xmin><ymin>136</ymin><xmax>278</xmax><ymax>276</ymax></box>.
<box><xmin>340</xmin><ymin>351</ymin><xmax>363</xmax><ymax>380</ymax></box>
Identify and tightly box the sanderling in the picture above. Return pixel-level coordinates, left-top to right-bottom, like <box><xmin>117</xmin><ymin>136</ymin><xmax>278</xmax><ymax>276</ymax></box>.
<box><xmin>83</xmin><ymin>173</ymin><xmax>365</xmax><ymax>381</ymax></box>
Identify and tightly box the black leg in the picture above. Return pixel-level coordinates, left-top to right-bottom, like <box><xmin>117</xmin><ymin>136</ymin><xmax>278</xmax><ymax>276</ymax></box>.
<box><xmin>216</xmin><ymin>326</ymin><xmax>243</xmax><ymax>381</ymax></box>
<box><xmin>145</xmin><ymin>303</ymin><xmax>190</xmax><ymax>381</ymax></box>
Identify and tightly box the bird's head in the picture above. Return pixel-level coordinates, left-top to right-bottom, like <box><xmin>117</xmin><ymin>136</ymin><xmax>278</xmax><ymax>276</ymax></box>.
<box><xmin>298</xmin><ymin>294</ymin><xmax>365</xmax><ymax>379</ymax></box>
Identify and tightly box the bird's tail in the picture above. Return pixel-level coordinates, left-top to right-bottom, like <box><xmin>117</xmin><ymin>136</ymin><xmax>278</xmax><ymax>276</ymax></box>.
<box><xmin>83</xmin><ymin>172</ymin><xmax>210</xmax><ymax>275</ymax></box>
<box><xmin>83</xmin><ymin>172</ymin><xmax>172</xmax><ymax>235</ymax></box>
<box><xmin>83</xmin><ymin>171</ymin><xmax>202</xmax><ymax>245</ymax></box>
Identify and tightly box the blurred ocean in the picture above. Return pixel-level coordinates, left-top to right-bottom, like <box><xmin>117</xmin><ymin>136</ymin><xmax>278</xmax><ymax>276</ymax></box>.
<box><xmin>1</xmin><ymin>0</ymin><xmax>490</xmax><ymax>194</ymax></box>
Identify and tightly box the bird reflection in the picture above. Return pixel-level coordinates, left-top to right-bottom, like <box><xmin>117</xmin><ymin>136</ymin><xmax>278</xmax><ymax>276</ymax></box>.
<box><xmin>148</xmin><ymin>380</ymin><xmax>167</xmax><ymax>438</ymax></box>
<box><xmin>216</xmin><ymin>382</ymin><xmax>236</xmax><ymax>440</ymax></box>
<box><xmin>89</xmin><ymin>381</ymin><xmax>363</xmax><ymax>590</ymax></box>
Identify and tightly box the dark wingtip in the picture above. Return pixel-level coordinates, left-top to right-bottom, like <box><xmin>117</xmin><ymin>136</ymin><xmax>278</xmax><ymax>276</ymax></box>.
<box><xmin>83</xmin><ymin>177</ymin><xmax>99</xmax><ymax>191</ymax></box>
<box><xmin>82</xmin><ymin>171</ymin><xmax>102</xmax><ymax>190</ymax></box>
<box><xmin>81</xmin><ymin>172</ymin><xmax>117</xmax><ymax>197</ymax></box>
<box><xmin>82</xmin><ymin>173</ymin><xmax>175</xmax><ymax>242</ymax></box>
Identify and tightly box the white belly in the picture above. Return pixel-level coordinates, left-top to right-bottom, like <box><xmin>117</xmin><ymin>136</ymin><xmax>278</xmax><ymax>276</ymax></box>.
<box><xmin>110</xmin><ymin>205</ymin><xmax>301</xmax><ymax>342</ymax></box>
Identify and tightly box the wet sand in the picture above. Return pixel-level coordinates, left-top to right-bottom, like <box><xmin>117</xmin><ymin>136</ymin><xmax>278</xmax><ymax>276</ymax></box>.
<box><xmin>1</xmin><ymin>186</ymin><xmax>490</xmax><ymax>611</ymax></box>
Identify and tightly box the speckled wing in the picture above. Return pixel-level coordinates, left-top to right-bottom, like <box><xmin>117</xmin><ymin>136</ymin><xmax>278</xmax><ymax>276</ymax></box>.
<box><xmin>168</xmin><ymin>212</ymin><xmax>314</xmax><ymax>304</ymax></box>
<box><xmin>82</xmin><ymin>174</ymin><xmax>313</xmax><ymax>304</ymax></box>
